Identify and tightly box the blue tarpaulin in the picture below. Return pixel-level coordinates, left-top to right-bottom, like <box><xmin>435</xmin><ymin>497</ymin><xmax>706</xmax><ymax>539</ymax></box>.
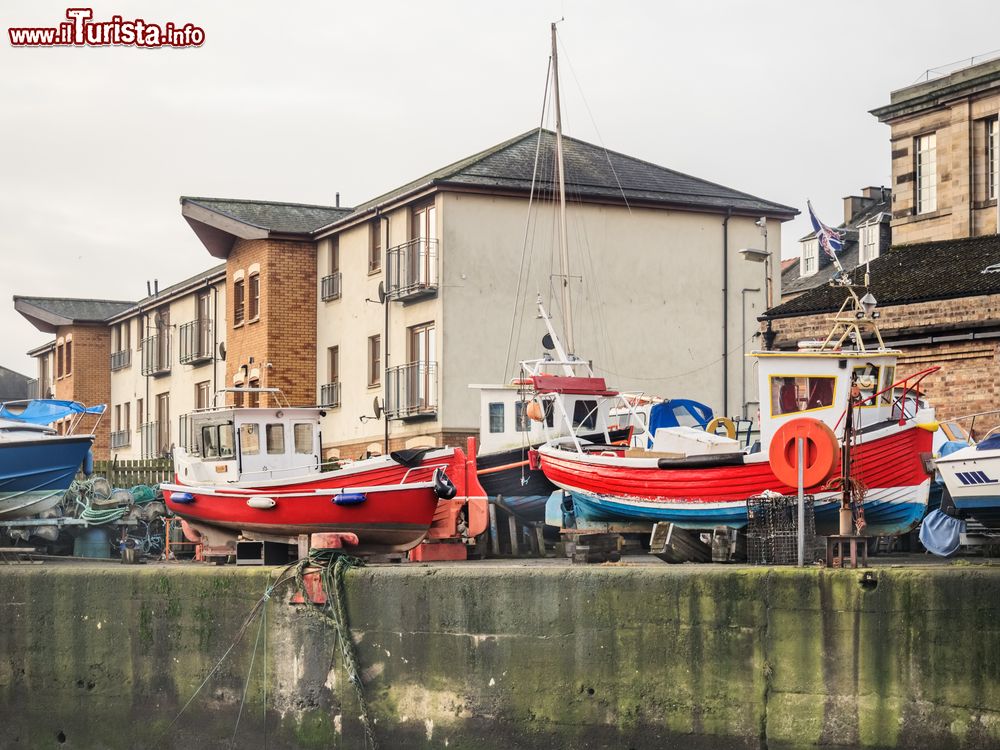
<box><xmin>647</xmin><ymin>399</ymin><xmax>714</xmax><ymax>447</ymax></box>
<box><xmin>919</xmin><ymin>509</ymin><xmax>966</xmax><ymax>557</ymax></box>
<box><xmin>0</xmin><ymin>399</ymin><xmax>106</xmax><ymax>425</ymax></box>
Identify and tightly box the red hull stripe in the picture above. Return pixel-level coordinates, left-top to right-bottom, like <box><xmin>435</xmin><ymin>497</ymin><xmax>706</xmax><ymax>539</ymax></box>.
<box><xmin>541</xmin><ymin>427</ymin><xmax>931</xmax><ymax>503</ymax></box>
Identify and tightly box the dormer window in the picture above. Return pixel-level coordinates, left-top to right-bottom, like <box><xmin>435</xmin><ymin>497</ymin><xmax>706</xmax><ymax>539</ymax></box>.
<box><xmin>800</xmin><ymin>239</ymin><xmax>819</xmax><ymax>277</ymax></box>
<box><xmin>859</xmin><ymin>220</ymin><xmax>880</xmax><ymax>264</ymax></box>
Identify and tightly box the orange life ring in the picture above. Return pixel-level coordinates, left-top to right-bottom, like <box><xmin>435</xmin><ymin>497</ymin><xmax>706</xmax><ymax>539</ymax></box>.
<box><xmin>768</xmin><ymin>417</ymin><xmax>839</xmax><ymax>488</ymax></box>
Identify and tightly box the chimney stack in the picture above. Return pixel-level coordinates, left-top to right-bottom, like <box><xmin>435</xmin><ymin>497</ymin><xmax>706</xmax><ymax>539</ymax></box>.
<box><xmin>146</xmin><ymin>281</ymin><xmax>152</xmax><ymax>297</ymax></box>
<box><xmin>335</xmin><ymin>192</ymin><xmax>340</xmax><ymax>208</ymax></box>
<box><xmin>154</xmin><ymin>279</ymin><xmax>159</xmax><ymax>295</ymax></box>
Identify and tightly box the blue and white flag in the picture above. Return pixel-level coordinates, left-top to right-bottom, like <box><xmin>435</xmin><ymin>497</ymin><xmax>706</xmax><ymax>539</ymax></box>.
<box><xmin>807</xmin><ymin>200</ymin><xmax>844</xmax><ymax>260</ymax></box>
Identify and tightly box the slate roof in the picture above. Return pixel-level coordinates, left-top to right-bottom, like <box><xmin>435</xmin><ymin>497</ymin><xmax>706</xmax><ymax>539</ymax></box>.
<box><xmin>107</xmin><ymin>264</ymin><xmax>226</xmax><ymax>321</ymax></box>
<box><xmin>14</xmin><ymin>296</ymin><xmax>135</xmax><ymax>325</ymax></box>
<box><xmin>0</xmin><ymin>366</ymin><xmax>32</xmax><ymax>402</ymax></box>
<box><xmin>342</xmin><ymin>129</ymin><xmax>797</xmax><ymax>222</ymax></box>
<box><xmin>782</xmin><ymin>196</ymin><xmax>890</xmax><ymax>297</ymax></box>
<box><xmin>765</xmin><ymin>234</ymin><xmax>1000</xmax><ymax>319</ymax></box>
<box><xmin>181</xmin><ymin>197</ymin><xmax>353</xmax><ymax>235</ymax></box>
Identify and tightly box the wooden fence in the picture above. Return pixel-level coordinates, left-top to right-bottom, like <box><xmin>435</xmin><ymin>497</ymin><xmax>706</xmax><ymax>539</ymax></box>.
<box><xmin>92</xmin><ymin>458</ymin><xmax>173</xmax><ymax>488</ymax></box>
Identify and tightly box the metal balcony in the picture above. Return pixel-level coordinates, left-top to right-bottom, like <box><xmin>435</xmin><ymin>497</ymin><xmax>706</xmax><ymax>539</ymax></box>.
<box><xmin>386</xmin><ymin>238</ymin><xmax>439</xmax><ymax>301</ymax></box>
<box><xmin>179</xmin><ymin>319</ymin><xmax>213</xmax><ymax>365</ymax></box>
<box><xmin>110</xmin><ymin>349</ymin><xmax>131</xmax><ymax>371</ymax></box>
<box><xmin>141</xmin><ymin>336</ymin><xmax>171</xmax><ymax>377</ymax></box>
<box><xmin>320</xmin><ymin>381</ymin><xmax>341</xmax><ymax>408</ymax></box>
<box><xmin>25</xmin><ymin>378</ymin><xmax>38</xmax><ymax>398</ymax></box>
<box><xmin>110</xmin><ymin>429</ymin><xmax>131</xmax><ymax>449</ymax></box>
<box><xmin>385</xmin><ymin>361</ymin><xmax>438</xmax><ymax>419</ymax></box>
<box><xmin>321</xmin><ymin>272</ymin><xmax>342</xmax><ymax>301</ymax></box>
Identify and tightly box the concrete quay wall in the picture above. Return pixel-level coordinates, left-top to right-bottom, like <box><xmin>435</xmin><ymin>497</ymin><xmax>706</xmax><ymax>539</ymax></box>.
<box><xmin>1</xmin><ymin>563</ymin><xmax>998</xmax><ymax>749</ymax></box>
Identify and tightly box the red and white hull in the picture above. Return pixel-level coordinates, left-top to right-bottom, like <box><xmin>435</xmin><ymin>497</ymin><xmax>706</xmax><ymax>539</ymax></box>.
<box><xmin>538</xmin><ymin>424</ymin><xmax>934</xmax><ymax>536</ymax></box>
<box><xmin>163</xmin><ymin>447</ymin><xmax>467</xmax><ymax>553</ymax></box>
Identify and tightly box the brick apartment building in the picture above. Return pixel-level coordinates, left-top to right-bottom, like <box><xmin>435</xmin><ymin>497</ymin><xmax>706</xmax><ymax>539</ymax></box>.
<box><xmin>16</xmin><ymin>128</ymin><xmax>797</xmax><ymax>460</ymax></box>
<box><xmin>765</xmin><ymin>57</ymin><xmax>1000</xmax><ymax>430</ymax></box>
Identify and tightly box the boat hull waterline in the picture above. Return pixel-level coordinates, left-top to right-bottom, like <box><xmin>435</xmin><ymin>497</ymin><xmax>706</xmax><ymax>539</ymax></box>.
<box><xmin>539</xmin><ymin>424</ymin><xmax>933</xmax><ymax>536</ymax></box>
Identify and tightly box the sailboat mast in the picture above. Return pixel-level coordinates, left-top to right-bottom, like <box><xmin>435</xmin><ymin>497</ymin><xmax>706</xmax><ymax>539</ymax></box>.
<box><xmin>550</xmin><ymin>21</ymin><xmax>575</xmax><ymax>355</ymax></box>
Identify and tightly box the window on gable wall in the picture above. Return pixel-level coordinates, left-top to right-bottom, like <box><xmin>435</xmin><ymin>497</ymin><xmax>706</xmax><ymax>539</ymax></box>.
<box><xmin>248</xmin><ymin>273</ymin><xmax>260</xmax><ymax>320</ymax></box>
<box><xmin>233</xmin><ymin>278</ymin><xmax>245</xmax><ymax>325</ymax></box>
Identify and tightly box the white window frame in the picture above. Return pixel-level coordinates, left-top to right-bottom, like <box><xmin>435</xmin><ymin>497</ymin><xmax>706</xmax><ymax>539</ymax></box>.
<box><xmin>800</xmin><ymin>239</ymin><xmax>819</xmax><ymax>277</ymax></box>
<box><xmin>859</xmin><ymin>221</ymin><xmax>880</xmax><ymax>264</ymax></box>
<box><xmin>988</xmin><ymin>117</ymin><xmax>998</xmax><ymax>202</ymax></box>
<box><xmin>915</xmin><ymin>133</ymin><xmax>937</xmax><ymax>214</ymax></box>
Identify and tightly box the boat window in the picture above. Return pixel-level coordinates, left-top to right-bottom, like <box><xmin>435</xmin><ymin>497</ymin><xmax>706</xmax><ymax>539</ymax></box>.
<box><xmin>293</xmin><ymin>423</ymin><xmax>313</xmax><ymax>454</ymax></box>
<box><xmin>573</xmin><ymin>400</ymin><xmax>598</xmax><ymax>430</ymax></box>
<box><xmin>488</xmin><ymin>403</ymin><xmax>505</xmax><ymax>433</ymax></box>
<box><xmin>240</xmin><ymin>424</ymin><xmax>260</xmax><ymax>455</ymax></box>
<box><xmin>514</xmin><ymin>401</ymin><xmax>531</xmax><ymax>432</ymax></box>
<box><xmin>219</xmin><ymin>424</ymin><xmax>235</xmax><ymax>457</ymax></box>
<box><xmin>770</xmin><ymin>376</ymin><xmax>836</xmax><ymax>415</ymax></box>
<box><xmin>266</xmin><ymin>424</ymin><xmax>285</xmax><ymax>455</ymax></box>
<box><xmin>880</xmin><ymin>366</ymin><xmax>895</xmax><ymax>405</ymax></box>
<box><xmin>852</xmin><ymin>366</ymin><xmax>879</xmax><ymax>406</ymax></box>
<box><xmin>201</xmin><ymin>425</ymin><xmax>218</xmax><ymax>458</ymax></box>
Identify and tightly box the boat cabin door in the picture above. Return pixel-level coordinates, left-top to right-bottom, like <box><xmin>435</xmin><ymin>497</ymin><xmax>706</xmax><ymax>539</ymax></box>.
<box><xmin>235</xmin><ymin>417</ymin><xmax>268</xmax><ymax>479</ymax></box>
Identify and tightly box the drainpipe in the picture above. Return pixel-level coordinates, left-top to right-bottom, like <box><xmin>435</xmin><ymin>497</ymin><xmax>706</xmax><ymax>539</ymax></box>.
<box><xmin>212</xmin><ymin>283</ymin><xmax>219</xmax><ymax>402</ymax></box>
<box><xmin>381</xmin><ymin>212</ymin><xmax>390</xmax><ymax>455</ymax></box>
<box><xmin>722</xmin><ymin>208</ymin><xmax>732</xmax><ymax>417</ymax></box>
<box><xmin>741</xmin><ymin>287</ymin><xmax>761</xmax><ymax>420</ymax></box>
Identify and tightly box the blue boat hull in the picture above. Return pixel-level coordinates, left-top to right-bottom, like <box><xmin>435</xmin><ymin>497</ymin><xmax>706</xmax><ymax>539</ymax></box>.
<box><xmin>0</xmin><ymin>436</ymin><xmax>93</xmax><ymax>519</ymax></box>
<box><xmin>568</xmin><ymin>480</ymin><xmax>930</xmax><ymax>538</ymax></box>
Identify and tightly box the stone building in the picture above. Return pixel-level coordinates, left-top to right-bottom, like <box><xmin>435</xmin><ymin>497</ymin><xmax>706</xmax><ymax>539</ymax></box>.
<box><xmin>765</xmin><ymin>58</ymin><xmax>1000</xmax><ymax>430</ymax></box>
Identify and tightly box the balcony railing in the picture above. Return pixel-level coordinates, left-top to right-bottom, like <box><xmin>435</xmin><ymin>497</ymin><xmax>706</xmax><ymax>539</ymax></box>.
<box><xmin>25</xmin><ymin>378</ymin><xmax>38</xmax><ymax>399</ymax></box>
<box><xmin>321</xmin><ymin>272</ymin><xmax>342</xmax><ymax>301</ymax></box>
<box><xmin>110</xmin><ymin>429</ymin><xmax>131</xmax><ymax>449</ymax></box>
<box><xmin>141</xmin><ymin>336</ymin><xmax>171</xmax><ymax>376</ymax></box>
<box><xmin>140</xmin><ymin>422</ymin><xmax>159</xmax><ymax>458</ymax></box>
<box><xmin>110</xmin><ymin>349</ymin><xmax>131</xmax><ymax>371</ymax></box>
<box><xmin>386</xmin><ymin>238</ymin><xmax>439</xmax><ymax>301</ymax></box>
<box><xmin>179</xmin><ymin>319</ymin><xmax>213</xmax><ymax>365</ymax></box>
<box><xmin>385</xmin><ymin>361</ymin><xmax>438</xmax><ymax>419</ymax></box>
<box><xmin>320</xmin><ymin>381</ymin><xmax>341</xmax><ymax>408</ymax></box>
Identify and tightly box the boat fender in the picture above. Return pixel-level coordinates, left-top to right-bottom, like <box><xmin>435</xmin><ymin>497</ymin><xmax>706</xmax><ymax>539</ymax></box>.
<box><xmin>526</xmin><ymin>401</ymin><xmax>544</xmax><ymax>422</ymax></box>
<box><xmin>170</xmin><ymin>492</ymin><xmax>195</xmax><ymax>504</ymax></box>
<box><xmin>246</xmin><ymin>496</ymin><xmax>276</xmax><ymax>509</ymax></box>
<box><xmin>705</xmin><ymin>417</ymin><xmax>737</xmax><ymax>440</ymax></box>
<box><xmin>434</xmin><ymin>468</ymin><xmax>457</xmax><ymax>500</ymax></box>
<box><xmin>528</xmin><ymin>449</ymin><xmax>541</xmax><ymax>471</ymax></box>
<box><xmin>768</xmin><ymin>417</ymin><xmax>839</xmax><ymax>488</ymax></box>
<box><xmin>334</xmin><ymin>493</ymin><xmax>367</xmax><ymax>506</ymax></box>
<box><xmin>83</xmin><ymin>449</ymin><xmax>94</xmax><ymax>477</ymax></box>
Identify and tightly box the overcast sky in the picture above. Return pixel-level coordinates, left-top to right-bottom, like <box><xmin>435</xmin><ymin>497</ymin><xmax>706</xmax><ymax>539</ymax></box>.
<box><xmin>1</xmin><ymin>0</ymin><xmax>996</xmax><ymax>375</ymax></box>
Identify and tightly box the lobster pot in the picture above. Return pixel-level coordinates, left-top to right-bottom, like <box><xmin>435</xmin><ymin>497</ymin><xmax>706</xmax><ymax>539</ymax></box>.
<box><xmin>746</xmin><ymin>494</ymin><xmax>815</xmax><ymax>565</ymax></box>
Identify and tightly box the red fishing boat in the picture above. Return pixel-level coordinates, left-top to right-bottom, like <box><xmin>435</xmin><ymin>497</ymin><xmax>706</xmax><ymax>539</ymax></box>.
<box><xmin>536</xmin><ymin>289</ymin><xmax>941</xmax><ymax>537</ymax></box>
<box><xmin>161</xmin><ymin>402</ymin><xmax>481</xmax><ymax>554</ymax></box>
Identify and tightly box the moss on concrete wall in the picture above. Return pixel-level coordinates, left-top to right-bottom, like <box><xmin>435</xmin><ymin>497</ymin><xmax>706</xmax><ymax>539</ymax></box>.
<box><xmin>1</xmin><ymin>563</ymin><xmax>998</xmax><ymax>749</ymax></box>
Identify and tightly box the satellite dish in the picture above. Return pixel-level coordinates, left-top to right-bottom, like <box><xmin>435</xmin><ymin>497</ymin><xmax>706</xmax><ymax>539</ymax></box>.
<box><xmin>373</xmin><ymin>396</ymin><xmax>383</xmax><ymax>420</ymax></box>
<box><xmin>218</xmin><ymin>342</ymin><xmax>227</xmax><ymax>361</ymax></box>
<box><xmin>378</xmin><ymin>281</ymin><xmax>387</xmax><ymax>304</ymax></box>
<box><xmin>541</xmin><ymin>334</ymin><xmax>555</xmax><ymax>351</ymax></box>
